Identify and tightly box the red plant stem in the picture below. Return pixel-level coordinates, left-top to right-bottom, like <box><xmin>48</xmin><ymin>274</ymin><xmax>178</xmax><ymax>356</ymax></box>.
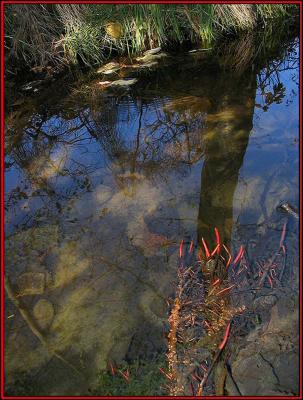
<box><xmin>197</xmin><ymin>249</ymin><xmax>203</xmax><ymax>261</ymax></box>
<box><xmin>179</xmin><ymin>239</ymin><xmax>184</xmax><ymax>258</ymax></box>
<box><xmin>216</xmin><ymin>284</ymin><xmax>235</xmax><ymax>296</ymax></box>
<box><xmin>233</xmin><ymin>246</ymin><xmax>244</xmax><ymax>266</ymax></box>
<box><xmin>219</xmin><ymin>321</ymin><xmax>231</xmax><ymax>350</ymax></box>
<box><xmin>191</xmin><ymin>374</ymin><xmax>200</xmax><ymax>383</ymax></box>
<box><xmin>236</xmin><ymin>267</ymin><xmax>244</xmax><ymax>276</ymax></box>
<box><xmin>279</xmin><ymin>222</ymin><xmax>287</xmax><ymax>249</ymax></box>
<box><xmin>159</xmin><ymin>368</ymin><xmax>172</xmax><ymax>380</ymax></box>
<box><xmin>119</xmin><ymin>370</ymin><xmax>129</xmax><ymax>382</ymax></box>
<box><xmin>200</xmin><ymin>363</ymin><xmax>207</xmax><ymax>372</ymax></box>
<box><xmin>212</xmin><ymin>278</ymin><xmax>220</xmax><ymax>286</ymax></box>
<box><xmin>211</xmin><ymin>244</ymin><xmax>220</xmax><ymax>257</ymax></box>
<box><xmin>203</xmin><ymin>320</ymin><xmax>211</xmax><ymax>329</ymax></box>
<box><xmin>189</xmin><ymin>239</ymin><xmax>194</xmax><ymax>254</ymax></box>
<box><xmin>197</xmin><ymin>320</ymin><xmax>232</xmax><ymax>395</ymax></box>
<box><xmin>109</xmin><ymin>362</ymin><xmax>116</xmax><ymax>376</ymax></box>
<box><xmin>267</xmin><ymin>275</ymin><xmax>273</xmax><ymax>288</ymax></box>
<box><xmin>223</xmin><ymin>244</ymin><xmax>232</xmax><ymax>268</ymax></box>
<box><xmin>214</xmin><ymin>227</ymin><xmax>220</xmax><ymax>253</ymax></box>
<box><xmin>226</xmin><ymin>255</ymin><xmax>232</xmax><ymax>268</ymax></box>
<box><xmin>201</xmin><ymin>237</ymin><xmax>210</xmax><ymax>258</ymax></box>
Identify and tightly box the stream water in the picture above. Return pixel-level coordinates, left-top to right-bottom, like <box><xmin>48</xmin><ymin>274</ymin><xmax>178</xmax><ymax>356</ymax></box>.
<box><xmin>4</xmin><ymin>34</ymin><xmax>299</xmax><ymax>395</ymax></box>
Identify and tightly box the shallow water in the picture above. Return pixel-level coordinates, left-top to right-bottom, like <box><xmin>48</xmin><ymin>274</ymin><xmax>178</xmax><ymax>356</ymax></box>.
<box><xmin>4</xmin><ymin>36</ymin><xmax>299</xmax><ymax>395</ymax></box>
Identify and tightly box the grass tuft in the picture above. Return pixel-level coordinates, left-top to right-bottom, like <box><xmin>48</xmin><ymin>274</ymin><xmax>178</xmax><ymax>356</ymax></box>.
<box><xmin>4</xmin><ymin>4</ymin><xmax>299</xmax><ymax>69</ymax></box>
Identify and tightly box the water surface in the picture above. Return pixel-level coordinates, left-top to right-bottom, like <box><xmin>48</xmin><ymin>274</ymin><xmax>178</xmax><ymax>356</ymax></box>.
<box><xmin>4</xmin><ymin>35</ymin><xmax>299</xmax><ymax>395</ymax></box>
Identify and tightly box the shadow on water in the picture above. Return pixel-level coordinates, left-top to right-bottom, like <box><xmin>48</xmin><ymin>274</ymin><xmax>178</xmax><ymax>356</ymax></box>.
<box><xmin>4</xmin><ymin>30</ymin><xmax>299</xmax><ymax>395</ymax></box>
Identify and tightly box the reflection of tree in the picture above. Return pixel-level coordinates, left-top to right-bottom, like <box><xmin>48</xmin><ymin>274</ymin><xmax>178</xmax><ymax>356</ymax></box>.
<box><xmin>197</xmin><ymin>71</ymin><xmax>256</xmax><ymax>248</ymax></box>
<box><xmin>218</xmin><ymin>33</ymin><xmax>299</xmax><ymax>111</ymax></box>
<box><xmin>78</xmin><ymin>94</ymin><xmax>205</xmax><ymax>196</ymax></box>
<box><xmin>196</xmin><ymin>35</ymin><xmax>299</xmax><ymax>249</ymax></box>
<box><xmin>5</xmin><ymin>107</ymin><xmax>101</xmax><ymax>230</ymax></box>
<box><xmin>256</xmin><ymin>38</ymin><xmax>299</xmax><ymax>111</ymax></box>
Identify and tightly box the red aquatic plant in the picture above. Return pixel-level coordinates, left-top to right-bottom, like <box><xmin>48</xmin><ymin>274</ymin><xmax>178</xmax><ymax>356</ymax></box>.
<box><xmin>166</xmin><ymin>224</ymin><xmax>287</xmax><ymax>396</ymax></box>
<box><xmin>119</xmin><ymin>369</ymin><xmax>130</xmax><ymax>383</ymax></box>
<box><xmin>219</xmin><ymin>321</ymin><xmax>231</xmax><ymax>350</ymax></box>
<box><xmin>167</xmin><ymin>230</ymin><xmax>246</xmax><ymax>396</ymax></box>
<box><xmin>214</xmin><ymin>227</ymin><xmax>221</xmax><ymax>254</ymax></box>
<box><xmin>232</xmin><ymin>245</ymin><xmax>244</xmax><ymax>266</ymax></box>
<box><xmin>201</xmin><ymin>237</ymin><xmax>210</xmax><ymax>258</ymax></box>
<box><xmin>189</xmin><ymin>239</ymin><xmax>194</xmax><ymax>254</ymax></box>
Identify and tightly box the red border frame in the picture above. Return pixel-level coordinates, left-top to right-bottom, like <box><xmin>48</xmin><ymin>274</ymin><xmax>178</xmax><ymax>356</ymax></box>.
<box><xmin>0</xmin><ymin>1</ymin><xmax>301</xmax><ymax>399</ymax></box>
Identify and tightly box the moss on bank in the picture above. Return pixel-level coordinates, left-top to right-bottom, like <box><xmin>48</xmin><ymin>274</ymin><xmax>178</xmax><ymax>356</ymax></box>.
<box><xmin>4</xmin><ymin>4</ymin><xmax>299</xmax><ymax>71</ymax></box>
<box><xmin>91</xmin><ymin>355</ymin><xmax>167</xmax><ymax>396</ymax></box>
<box><xmin>91</xmin><ymin>356</ymin><xmax>167</xmax><ymax>396</ymax></box>
<box><xmin>5</xmin><ymin>356</ymin><xmax>167</xmax><ymax>396</ymax></box>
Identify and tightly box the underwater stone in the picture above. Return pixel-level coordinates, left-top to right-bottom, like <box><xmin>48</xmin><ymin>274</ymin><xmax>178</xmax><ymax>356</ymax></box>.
<box><xmin>33</xmin><ymin>299</ymin><xmax>55</xmax><ymax>330</ymax></box>
<box><xmin>253</xmin><ymin>295</ymin><xmax>277</xmax><ymax>309</ymax></box>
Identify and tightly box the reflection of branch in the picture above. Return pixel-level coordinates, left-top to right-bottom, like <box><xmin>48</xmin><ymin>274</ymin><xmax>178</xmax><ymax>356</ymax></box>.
<box><xmin>131</xmin><ymin>102</ymin><xmax>143</xmax><ymax>173</ymax></box>
<box><xmin>256</xmin><ymin>45</ymin><xmax>298</xmax><ymax>111</ymax></box>
<box><xmin>5</xmin><ymin>275</ymin><xmax>84</xmax><ymax>379</ymax></box>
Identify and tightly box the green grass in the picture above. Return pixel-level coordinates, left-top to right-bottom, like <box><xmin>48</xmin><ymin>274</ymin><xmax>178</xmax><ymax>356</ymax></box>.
<box><xmin>91</xmin><ymin>356</ymin><xmax>167</xmax><ymax>396</ymax></box>
<box><xmin>5</xmin><ymin>356</ymin><xmax>168</xmax><ymax>396</ymax></box>
<box><xmin>4</xmin><ymin>4</ymin><xmax>299</xmax><ymax>69</ymax></box>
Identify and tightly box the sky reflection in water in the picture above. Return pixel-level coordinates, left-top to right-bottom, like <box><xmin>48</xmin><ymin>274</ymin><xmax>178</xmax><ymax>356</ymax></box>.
<box><xmin>4</xmin><ymin>37</ymin><xmax>299</xmax><ymax>395</ymax></box>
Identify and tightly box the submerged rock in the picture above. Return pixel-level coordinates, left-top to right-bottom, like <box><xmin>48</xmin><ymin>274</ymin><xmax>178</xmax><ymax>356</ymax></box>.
<box><xmin>253</xmin><ymin>295</ymin><xmax>277</xmax><ymax>310</ymax></box>
<box><xmin>33</xmin><ymin>299</ymin><xmax>55</xmax><ymax>330</ymax></box>
<box><xmin>17</xmin><ymin>272</ymin><xmax>46</xmax><ymax>296</ymax></box>
<box><xmin>225</xmin><ymin>296</ymin><xmax>299</xmax><ymax>396</ymax></box>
